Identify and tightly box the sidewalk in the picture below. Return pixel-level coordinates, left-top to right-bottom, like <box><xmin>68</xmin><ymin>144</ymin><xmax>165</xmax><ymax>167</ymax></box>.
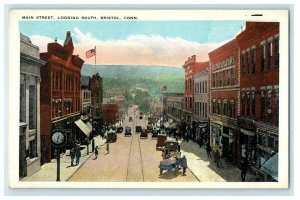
<box><xmin>178</xmin><ymin>139</ymin><xmax>257</xmax><ymax>182</ymax></box>
<box><xmin>22</xmin><ymin>135</ymin><xmax>106</xmax><ymax>182</ymax></box>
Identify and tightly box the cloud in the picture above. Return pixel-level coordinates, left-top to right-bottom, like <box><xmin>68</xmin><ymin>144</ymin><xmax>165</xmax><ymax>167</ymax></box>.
<box><xmin>31</xmin><ymin>27</ymin><xmax>226</xmax><ymax>67</ymax></box>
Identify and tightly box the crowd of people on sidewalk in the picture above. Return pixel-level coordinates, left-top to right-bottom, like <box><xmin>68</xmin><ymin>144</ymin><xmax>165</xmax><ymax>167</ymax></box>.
<box><xmin>70</xmin><ymin>144</ymin><xmax>81</xmax><ymax>167</ymax></box>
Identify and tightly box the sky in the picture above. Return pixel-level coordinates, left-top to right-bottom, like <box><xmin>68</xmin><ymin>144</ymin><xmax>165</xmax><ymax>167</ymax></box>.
<box><xmin>20</xmin><ymin>20</ymin><xmax>245</xmax><ymax>67</ymax></box>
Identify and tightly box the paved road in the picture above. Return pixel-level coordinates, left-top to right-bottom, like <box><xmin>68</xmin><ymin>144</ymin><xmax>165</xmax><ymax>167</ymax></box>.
<box><xmin>69</xmin><ymin>106</ymin><xmax>198</xmax><ymax>182</ymax></box>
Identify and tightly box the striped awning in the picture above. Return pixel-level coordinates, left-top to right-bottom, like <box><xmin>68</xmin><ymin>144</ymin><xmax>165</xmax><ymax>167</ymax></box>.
<box><xmin>75</xmin><ymin>119</ymin><xmax>92</xmax><ymax>137</ymax></box>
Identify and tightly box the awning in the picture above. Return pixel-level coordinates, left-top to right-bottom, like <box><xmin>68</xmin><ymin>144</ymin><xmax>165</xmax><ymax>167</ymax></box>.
<box><xmin>169</xmin><ymin>123</ymin><xmax>177</xmax><ymax>129</ymax></box>
<box><xmin>240</xmin><ymin>128</ymin><xmax>255</xmax><ymax>136</ymax></box>
<box><xmin>260</xmin><ymin>153</ymin><xmax>278</xmax><ymax>181</ymax></box>
<box><xmin>75</xmin><ymin>119</ymin><xmax>92</xmax><ymax>137</ymax></box>
<box><xmin>86</xmin><ymin>122</ymin><xmax>93</xmax><ymax>130</ymax></box>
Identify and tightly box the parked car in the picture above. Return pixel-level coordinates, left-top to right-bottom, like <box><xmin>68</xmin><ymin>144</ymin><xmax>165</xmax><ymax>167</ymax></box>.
<box><xmin>135</xmin><ymin>126</ymin><xmax>142</xmax><ymax>133</ymax></box>
<box><xmin>147</xmin><ymin>125</ymin><xmax>153</xmax><ymax>132</ymax></box>
<box><xmin>140</xmin><ymin>129</ymin><xmax>148</xmax><ymax>138</ymax></box>
<box><xmin>116</xmin><ymin>126</ymin><xmax>123</xmax><ymax>133</ymax></box>
<box><xmin>106</xmin><ymin>129</ymin><xmax>117</xmax><ymax>143</ymax></box>
<box><xmin>125</xmin><ymin>126</ymin><xmax>132</xmax><ymax>136</ymax></box>
<box><xmin>151</xmin><ymin>127</ymin><xmax>159</xmax><ymax>138</ymax></box>
<box><xmin>156</xmin><ymin>133</ymin><xmax>167</xmax><ymax>150</ymax></box>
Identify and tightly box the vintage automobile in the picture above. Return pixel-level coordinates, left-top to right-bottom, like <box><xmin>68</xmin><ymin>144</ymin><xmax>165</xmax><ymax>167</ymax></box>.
<box><xmin>125</xmin><ymin>126</ymin><xmax>132</xmax><ymax>136</ymax></box>
<box><xmin>140</xmin><ymin>129</ymin><xmax>148</xmax><ymax>138</ymax></box>
<box><xmin>147</xmin><ymin>125</ymin><xmax>153</xmax><ymax>132</ymax></box>
<box><xmin>106</xmin><ymin>129</ymin><xmax>117</xmax><ymax>143</ymax></box>
<box><xmin>135</xmin><ymin>126</ymin><xmax>142</xmax><ymax>133</ymax></box>
<box><xmin>156</xmin><ymin>133</ymin><xmax>167</xmax><ymax>150</ymax></box>
<box><xmin>151</xmin><ymin>127</ymin><xmax>160</xmax><ymax>138</ymax></box>
<box><xmin>159</xmin><ymin>156</ymin><xmax>180</xmax><ymax>175</ymax></box>
<box><xmin>116</xmin><ymin>126</ymin><xmax>123</xmax><ymax>133</ymax></box>
<box><xmin>162</xmin><ymin>139</ymin><xmax>181</xmax><ymax>159</ymax></box>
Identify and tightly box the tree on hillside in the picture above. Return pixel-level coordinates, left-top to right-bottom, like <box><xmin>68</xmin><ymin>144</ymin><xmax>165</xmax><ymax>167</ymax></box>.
<box><xmin>133</xmin><ymin>89</ymin><xmax>150</xmax><ymax>113</ymax></box>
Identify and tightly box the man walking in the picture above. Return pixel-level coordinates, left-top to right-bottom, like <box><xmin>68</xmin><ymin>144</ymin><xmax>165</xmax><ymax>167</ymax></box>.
<box><xmin>75</xmin><ymin>147</ymin><xmax>81</xmax><ymax>165</ymax></box>
<box><xmin>94</xmin><ymin>146</ymin><xmax>99</xmax><ymax>159</ymax></box>
<box><xmin>181</xmin><ymin>155</ymin><xmax>188</xmax><ymax>176</ymax></box>
<box><xmin>70</xmin><ymin>147</ymin><xmax>75</xmax><ymax>166</ymax></box>
<box><xmin>241</xmin><ymin>159</ymin><xmax>248</xmax><ymax>181</ymax></box>
<box><xmin>214</xmin><ymin>149</ymin><xmax>221</xmax><ymax>168</ymax></box>
<box><xmin>106</xmin><ymin>142</ymin><xmax>110</xmax><ymax>154</ymax></box>
<box><xmin>206</xmin><ymin>142</ymin><xmax>212</xmax><ymax>158</ymax></box>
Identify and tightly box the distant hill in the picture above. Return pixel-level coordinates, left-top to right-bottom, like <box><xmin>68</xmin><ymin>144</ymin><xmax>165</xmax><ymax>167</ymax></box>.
<box><xmin>81</xmin><ymin>64</ymin><xmax>184</xmax><ymax>95</ymax></box>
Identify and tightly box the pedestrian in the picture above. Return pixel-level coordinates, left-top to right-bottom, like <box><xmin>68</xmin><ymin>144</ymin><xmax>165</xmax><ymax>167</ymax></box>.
<box><xmin>92</xmin><ymin>139</ymin><xmax>95</xmax><ymax>152</ymax></box>
<box><xmin>177</xmin><ymin>144</ymin><xmax>181</xmax><ymax>152</ymax></box>
<box><xmin>94</xmin><ymin>146</ymin><xmax>99</xmax><ymax>159</ymax></box>
<box><xmin>181</xmin><ymin>155</ymin><xmax>188</xmax><ymax>175</ymax></box>
<box><xmin>241</xmin><ymin>159</ymin><xmax>248</xmax><ymax>182</ymax></box>
<box><xmin>214</xmin><ymin>149</ymin><xmax>221</xmax><ymax>168</ymax></box>
<box><xmin>206</xmin><ymin>142</ymin><xmax>212</xmax><ymax>158</ymax></box>
<box><xmin>75</xmin><ymin>147</ymin><xmax>81</xmax><ymax>165</ymax></box>
<box><xmin>106</xmin><ymin>142</ymin><xmax>110</xmax><ymax>154</ymax></box>
<box><xmin>70</xmin><ymin>147</ymin><xmax>75</xmax><ymax>166</ymax></box>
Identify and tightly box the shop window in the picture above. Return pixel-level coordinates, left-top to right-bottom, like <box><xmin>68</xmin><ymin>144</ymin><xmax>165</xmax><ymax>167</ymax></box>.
<box><xmin>252</xmin><ymin>48</ymin><xmax>256</xmax><ymax>73</ymax></box>
<box><xmin>261</xmin><ymin>43</ymin><xmax>266</xmax><ymax>72</ymax></box>
<box><xmin>258</xmin><ymin>134</ymin><xmax>268</xmax><ymax>147</ymax></box>
<box><xmin>29</xmin><ymin>85</ymin><xmax>36</xmax><ymax>130</ymax></box>
<box><xmin>29</xmin><ymin>139</ymin><xmax>36</xmax><ymax>158</ymax></box>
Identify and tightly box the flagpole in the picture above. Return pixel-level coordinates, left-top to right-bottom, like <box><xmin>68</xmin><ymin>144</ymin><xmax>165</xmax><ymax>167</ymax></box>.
<box><xmin>94</xmin><ymin>46</ymin><xmax>97</xmax><ymax>75</ymax></box>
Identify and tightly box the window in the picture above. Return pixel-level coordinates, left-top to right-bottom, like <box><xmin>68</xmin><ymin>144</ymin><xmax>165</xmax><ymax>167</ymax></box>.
<box><xmin>275</xmin><ymin>88</ymin><xmax>279</xmax><ymax>124</ymax></box>
<box><xmin>29</xmin><ymin>139</ymin><xmax>37</xmax><ymax>158</ymax></box>
<box><xmin>227</xmin><ymin>70</ymin><xmax>231</xmax><ymax>85</ymax></box>
<box><xmin>260</xmin><ymin>90</ymin><xmax>265</xmax><ymax>121</ymax></box>
<box><xmin>189</xmin><ymin>78</ymin><xmax>192</xmax><ymax>90</ymax></box>
<box><xmin>241</xmin><ymin>91</ymin><xmax>245</xmax><ymax>116</ymax></box>
<box><xmin>223</xmin><ymin>100</ymin><xmax>228</xmax><ymax>116</ymax></box>
<box><xmin>189</xmin><ymin>97</ymin><xmax>192</xmax><ymax>109</ymax></box>
<box><xmin>229</xmin><ymin>100</ymin><xmax>235</xmax><ymax>118</ymax></box>
<box><xmin>231</xmin><ymin>68</ymin><xmax>235</xmax><ymax>85</ymax></box>
<box><xmin>251</xmin><ymin>90</ymin><xmax>256</xmax><ymax>116</ymax></box>
<box><xmin>217</xmin><ymin>99</ymin><xmax>222</xmax><ymax>115</ymax></box>
<box><xmin>261</xmin><ymin>43</ymin><xmax>266</xmax><ymax>72</ymax></box>
<box><xmin>200</xmin><ymin>82</ymin><xmax>202</xmax><ymax>93</ymax></box>
<box><xmin>186</xmin><ymin>97</ymin><xmax>188</xmax><ymax>109</ymax></box>
<box><xmin>246</xmin><ymin>51</ymin><xmax>250</xmax><ymax>75</ymax></box>
<box><xmin>199</xmin><ymin>102</ymin><xmax>202</xmax><ymax>116</ymax></box>
<box><xmin>20</xmin><ymin>75</ymin><xmax>26</xmax><ymax>122</ymax></box>
<box><xmin>205</xmin><ymin>103</ymin><xmax>207</xmax><ymax>118</ymax></box>
<box><xmin>241</xmin><ymin>53</ymin><xmax>245</xmax><ymax>75</ymax></box>
<box><xmin>202</xmin><ymin>81</ymin><xmax>205</xmax><ymax>92</ymax></box>
<box><xmin>185</xmin><ymin>80</ymin><xmax>188</xmax><ymax>90</ymax></box>
<box><xmin>252</xmin><ymin>48</ymin><xmax>256</xmax><ymax>73</ymax></box>
<box><xmin>274</xmin><ymin>37</ymin><xmax>279</xmax><ymax>68</ymax></box>
<box><xmin>246</xmin><ymin>91</ymin><xmax>250</xmax><ymax>116</ymax></box>
<box><xmin>268</xmin><ymin>40</ymin><xmax>273</xmax><ymax>69</ymax></box>
<box><xmin>258</xmin><ymin>134</ymin><xmax>268</xmax><ymax>147</ymax></box>
<box><xmin>205</xmin><ymin>81</ymin><xmax>207</xmax><ymax>93</ymax></box>
<box><xmin>212</xmin><ymin>99</ymin><xmax>216</xmax><ymax>114</ymax></box>
<box><xmin>29</xmin><ymin>85</ymin><xmax>36</xmax><ymax>130</ymax></box>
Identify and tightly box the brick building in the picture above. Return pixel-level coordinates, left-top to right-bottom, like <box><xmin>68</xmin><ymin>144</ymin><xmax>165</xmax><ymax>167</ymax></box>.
<box><xmin>236</xmin><ymin>22</ymin><xmax>279</xmax><ymax>180</ymax></box>
<box><xmin>208</xmin><ymin>39</ymin><xmax>240</xmax><ymax>165</ymax></box>
<box><xmin>39</xmin><ymin>31</ymin><xmax>85</xmax><ymax>163</ymax></box>
<box><xmin>193</xmin><ymin>61</ymin><xmax>210</xmax><ymax>143</ymax></box>
<box><xmin>102</xmin><ymin>103</ymin><xmax>119</xmax><ymax>125</ymax></box>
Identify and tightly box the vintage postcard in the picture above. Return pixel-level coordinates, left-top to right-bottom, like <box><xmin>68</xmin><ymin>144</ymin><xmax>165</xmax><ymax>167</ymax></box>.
<box><xmin>8</xmin><ymin>9</ymin><xmax>289</xmax><ymax>189</ymax></box>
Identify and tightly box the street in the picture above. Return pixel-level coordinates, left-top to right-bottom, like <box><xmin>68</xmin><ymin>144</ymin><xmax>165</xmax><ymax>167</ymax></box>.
<box><xmin>69</xmin><ymin>106</ymin><xmax>198</xmax><ymax>182</ymax></box>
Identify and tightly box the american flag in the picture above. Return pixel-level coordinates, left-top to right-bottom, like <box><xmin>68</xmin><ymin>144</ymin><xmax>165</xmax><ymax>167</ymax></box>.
<box><xmin>160</xmin><ymin>86</ymin><xmax>167</xmax><ymax>91</ymax></box>
<box><xmin>86</xmin><ymin>46</ymin><xmax>96</xmax><ymax>58</ymax></box>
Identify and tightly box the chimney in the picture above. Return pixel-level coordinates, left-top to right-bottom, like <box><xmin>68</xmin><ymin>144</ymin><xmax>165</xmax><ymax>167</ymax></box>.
<box><xmin>66</xmin><ymin>31</ymin><xmax>71</xmax><ymax>37</ymax></box>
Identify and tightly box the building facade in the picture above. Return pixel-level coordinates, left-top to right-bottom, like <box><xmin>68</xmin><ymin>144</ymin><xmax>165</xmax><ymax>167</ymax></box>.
<box><xmin>39</xmin><ymin>31</ymin><xmax>85</xmax><ymax>163</ymax></box>
<box><xmin>102</xmin><ymin>103</ymin><xmax>119</xmax><ymax>125</ymax></box>
<box><xmin>209</xmin><ymin>39</ymin><xmax>240</xmax><ymax>165</ymax></box>
<box><xmin>19</xmin><ymin>33</ymin><xmax>46</xmax><ymax>178</ymax></box>
<box><xmin>236</xmin><ymin>22</ymin><xmax>279</xmax><ymax>180</ymax></box>
<box><xmin>80</xmin><ymin>75</ymin><xmax>92</xmax><ymax>117</ymax></box>
<box><xmin>193</xmin><ymin>61</ymin><xmax>210</xmax><ymax>143</ymax></box>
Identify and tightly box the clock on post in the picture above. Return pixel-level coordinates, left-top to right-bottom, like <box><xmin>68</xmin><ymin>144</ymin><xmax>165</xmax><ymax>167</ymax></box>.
<box><xmin>51</xmin><ymin>129</ymin><xmax>66</xmax><ymax>147</ymax></box>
